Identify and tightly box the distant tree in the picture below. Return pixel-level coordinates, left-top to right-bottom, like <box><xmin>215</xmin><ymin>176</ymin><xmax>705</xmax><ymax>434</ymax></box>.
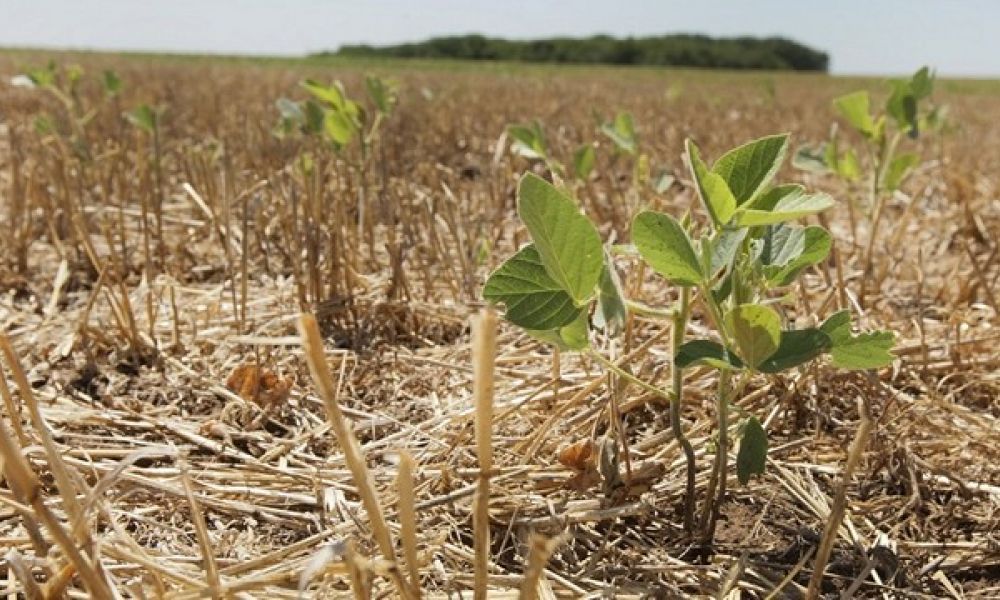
<box><xmin>333</xmin><ymin>34</ymin><xmax>828</xmax><ymax>72</ymax></box>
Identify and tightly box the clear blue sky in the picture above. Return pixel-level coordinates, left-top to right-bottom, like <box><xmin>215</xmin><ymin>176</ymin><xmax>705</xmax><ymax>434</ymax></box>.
<box><xmin>2</xmin><ymin>0</ymin><xmax>998</xmax><ymax>77</ymax></box>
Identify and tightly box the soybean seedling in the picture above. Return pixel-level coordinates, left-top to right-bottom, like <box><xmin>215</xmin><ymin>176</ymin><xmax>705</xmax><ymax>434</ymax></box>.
<box><xmin>16</xmin><ymin>61</ymin><xmax>125</xmax><ymax>160</ymax></box>
<box><xmin>483</xmin><ymin>134</ymin><xmax>896</xmax><ymax>543</ymax></box>
<box><xmin>296</xmin><ymin>75</ymin><xmax>399</xmax><ymax>265</ymax></box>
<box><xmin>792</xmin><ymin>67</ymin><xmax>938</xmax><ymax>304</ymax></box>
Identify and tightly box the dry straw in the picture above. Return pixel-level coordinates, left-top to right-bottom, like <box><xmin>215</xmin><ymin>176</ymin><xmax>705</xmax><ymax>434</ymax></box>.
<box><xmin>471</xmin><ymin>307</ymin><xmax>497</xmax><ymax>600</ymax></box>
<box><xmin>298</xmin><ymin>313</ymin><xmax>414</xmax><ymax>599</ymax></box>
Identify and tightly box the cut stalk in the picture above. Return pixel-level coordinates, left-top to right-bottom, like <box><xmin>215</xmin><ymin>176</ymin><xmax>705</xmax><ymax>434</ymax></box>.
<box><xmin>298</xmin><ymin>314</ymin><xmax>413</xmax><ymax>600</ymax></box>
<box><xmin>471</xmin><ymin>308</ymin><xmax>497</xmax><ymax>600</ymax></box>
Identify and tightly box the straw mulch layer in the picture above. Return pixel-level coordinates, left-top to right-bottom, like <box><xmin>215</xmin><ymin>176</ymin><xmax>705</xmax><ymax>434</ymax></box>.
<box><xmin>0</xmin><ymin>52</ymin><xmax>998</xmax><ymax>597</ymax></box>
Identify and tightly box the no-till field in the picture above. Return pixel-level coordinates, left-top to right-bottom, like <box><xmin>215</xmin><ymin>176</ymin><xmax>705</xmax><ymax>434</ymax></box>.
<box><xmin>0</xmin><ymin>53</ymin><xmax>998</xmax><ymax>598</ymax></box>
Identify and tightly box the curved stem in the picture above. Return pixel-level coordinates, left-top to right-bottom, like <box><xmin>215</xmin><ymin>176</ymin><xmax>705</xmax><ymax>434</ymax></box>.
<box><xmin>708</xmin><ymin>369</ymin><xmax>731</xmax><ymax>542</ymax></box>
<box><xmin>670</xmin><ymin>288</ymin><xmax>697</xmax><ymax>535</ymax></box>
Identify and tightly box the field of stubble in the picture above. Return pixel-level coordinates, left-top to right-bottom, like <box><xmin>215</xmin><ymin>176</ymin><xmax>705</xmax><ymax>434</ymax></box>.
<box><xmin>0</xmin><ymin>51</ymin><xmax>998</xmax><ymax>598</ymax></box>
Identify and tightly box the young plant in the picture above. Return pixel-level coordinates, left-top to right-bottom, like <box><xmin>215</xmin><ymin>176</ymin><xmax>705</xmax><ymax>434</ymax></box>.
<box><xmin>296</xmin><ymin>76</ymin><xmax>399</xmax><ymax>267</ymax></box>
<box><xmin>507</xmin><ymin>120</ymin><xmax>598</xmax><ymax>184</ymax></box>
<box><xmin>792</xmin><ymin>67</ymin><xmax>938</xmax><ymax>304</ymax></box>
<box><xmin>15</xmin><ymin>61</ymin><xmax>125</xmax><ymax>160</ymax></box>
<box><xmin>483</xmin><ymin>134</ymin><xmax>896</xmax><ymax>543</ymax></box>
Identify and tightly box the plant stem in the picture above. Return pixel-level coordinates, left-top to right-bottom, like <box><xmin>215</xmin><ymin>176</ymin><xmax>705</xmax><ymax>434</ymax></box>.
<box><xmin>670</xmin><ymin>287</ymin><xmax>697</xmax><ymax>535</ymax></box>
<box><xmin>624</xmin><ymin>298</ymin><xmax>675</xmax><ymax>320</ymax></box>
<box><xmin>698</xmin><ymin>367</ymin><xmax>731</xmax><ymax>541</ymax></box>
<box><xmin>588</xmin><ymin>350</ymin><xmax>673</xmax><ymax>405</ymax></box>
<box><xmin>860</xmin><ymin>131</ymin><xmax>901</xmax><ymax>306</ymax></box>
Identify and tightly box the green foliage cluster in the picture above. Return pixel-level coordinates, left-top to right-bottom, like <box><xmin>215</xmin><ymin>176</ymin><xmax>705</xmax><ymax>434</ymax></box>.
<box><xmin>274</xmin><ymin>75</ymin><xmax>398</xmax><ymax>149</ymax></box>
<box><xmin>330</xmin><ymin>34</ymin><xmax>829</xmax><ymax>71</ymax></box>
<box><xmin>792</xmin><ymin>67</ymin><xmax>942</xmax><ymax>304</ymax></box>
<box><xmin>484</xmin><ymin>133</ymin><xmax>894</xmax><ymax>540</ymax></box>
<box><xmin>793</xmin><ymin>67</ymin><xmax>941</xmax><ymax>195</ymax></box>
<box><xmin>14</xmin><ymin>60</ymin><xmax>127</xmax><ymax>159</ymax></box>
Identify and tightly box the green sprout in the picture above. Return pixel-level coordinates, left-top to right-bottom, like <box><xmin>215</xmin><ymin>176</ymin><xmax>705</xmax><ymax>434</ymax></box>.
<box><xmin>792</xmin><ymin>67</ymin><xmax>939</xmax><ymax>305</ymax></box>
<box><xmin>483</xmin><ymin>134</ymin><xmax>895</xmax><ymax>542</ymax></box>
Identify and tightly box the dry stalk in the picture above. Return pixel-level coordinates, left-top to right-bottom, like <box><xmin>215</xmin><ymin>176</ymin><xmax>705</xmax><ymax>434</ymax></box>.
<box><xmin>297</xmin><ymin>313</ymin><xmax>413</xmax><ymax>600</ymax></box>
<box><xmin>397</xmin><ymin>451</ymin><xmax>423</xmax><ymax>598</ymax></box>
<box><xmin>518</xmin><ymin>534</ymin><xmax>564</xmax><ymax>600</ymax></box>
<box><xmin>472</xmin><ymin>307</ymin><xmax>497</xmax><ymax>600</ymax></box>
<box><xmin>0</xmin><ymin>335</ymin><xmax>98</xmax><ymax>554</ymax></box>
<box><xmin>179</xmin><ymin>461</ymin><xmax>222</xmax><ymax>598</ymax></box>
<box><xmin>806</xmin><ymin>396</ymin><xmax>874</xmax><ymax>598</ymax></box>
<box><xmin>0</xmin><ymin>389</ymin><xmax>110</xmax><ymax>596</ymax></box>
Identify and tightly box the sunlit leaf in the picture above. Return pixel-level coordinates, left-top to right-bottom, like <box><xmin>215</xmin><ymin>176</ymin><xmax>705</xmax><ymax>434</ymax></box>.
<box><xmin>733</xmin><ymin>189</ymin><xmax>834</xmax><ymax>227</ymax></box>
<box><xmin>517</xmin><ymin>173</ymin><xmax>603</xmax><ymax>306</ymax></box>
<box><xmin>725</xmin><ymin>304</ymin><xmax>781</xmax><ymax>369</ymax></box>
<box><xmin>632</xmin><ymin>210</ymin><xmax>704</xmax><ymax>287</ymax></box>
<box><xmin>711</xmin><ymin>133</ymin><xmax>789</xmax><ymax>205</ymax></box>
<box><xmin>820</xmin><ymin>311</ymin><xmax>896</xmax><ymax>370</ymax></box>
<box><xmin>834</xmin><ymin>91</ymin><xmax>874</xmax><ymax>137</ymax></box>
<box><xmin>687</xmin><ymin>140</ymin><xmax>736</xmax><ymax>227</ymax></box>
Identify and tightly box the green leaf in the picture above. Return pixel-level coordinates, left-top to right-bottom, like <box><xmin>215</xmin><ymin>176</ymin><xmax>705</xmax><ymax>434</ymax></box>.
<box><xmin>517</xmin><ymin>174</ymin><xmax>603</xmax><ymax>306</ymax></box>
<box><xmin>725</xmin><ymin>304</ymin><xmax>781</xmax><ymax>369</ymax></box>
<box><xmin>632</xmin><ymin>211</ymin><xmax>704</xmax><ymax>287</ymax></box>
<box><xmin>525</xmin><ymin>309</ymin><xmax>590</xmax><ymax>352</ymax></box>
<box><xmin>365</xmin><ymin>75</ymin><xmax>397</xmax><ymax>114</ymax></box>
<box><xmin>675</xmin><ymin>340</ymin><xmax>743</xmax><ymax>370</ymax></box>
<box><xmin>593</xmin><ymin>255</ymin><xmax>627</xmax><ymax>334</ymax></box>
<box><xmin>601</xmin><ymin>112</ymin><xmax>637</xmax><ymax>155</ymax></box>
<box><xmin>126</xmin><ymin>104</ymin><xmax>156</xmax><ymax>133</ymax></box>
<box><xmin>302</xmin><ymin>79</ymin><xmax>348</xmax><ymax>109</ymax></box>
<box><xmin>760</xmin><ymin>225</ymin><xmax>832</xmax><ymax>286</ymax></box>
<box><xmin>882</xmin><ymin>153</ymin><xmax>919</xmax><ymax>191</ymax></box>
<box><xmin>745</xmin><ymin>184</ymin><xmax>805</xmax><ymax>212</ymax></box>
<box><xmin>276</xmin><ymin>97</ymin><xmax>305</xmax><ymax>123</ymax></box>
<box><xmin>758</xmin><ymin>328</ymin><xmax>832</xmax><ymax>373</ymax></box>
<box><xmin>102</xmin><ymin>69</ymin><xmax>122</xmax><ymax>96</ymax></box>
<box><xmin>910</xmin><ymin>66</ymin><xmax>934</xmax><ymax>99</ymax></box>
<box><xmin>651</xmin><ymin>170</ymin><xmax>674</xmax><ymax>194</ymax></box>
<box><xmin>509</xmin><ymin>122</ymin><xmax>548</xmax><ymax>160</ymax></box>
<box><xmin>324</xmin><ymin>109</ymin><xmax>358</xmax><ymax>148</ymax></box>
<box><xmin>686</xmin><ymin>140</ymin><xmax>736</xmax><ymax>228</ymax></box>
<box><xmin>837</xmin><ymin>148</ymin><xmax>861</xmax><ymax>182</ymax></box>
<box><xmin>483</xmin><ymin>245</ymin><xmax>581</xmax><ymax>330</ymax></box>
<box><xmin>557</xmin><ymin>309</ymin><xmax>591</xmax><ymax>350</ymax></box>
<box><xmin>708</xmin><ymin>228</ymin><xmax>748</xmax><ymax>279</ymax></box>
<box><xmin>303</xmin><ymin>100</ymin><xmax>325</xmax><ymax>134</ymax></box>
<box><xmin>819</xmin><ymin>310</ymin><xmax>852</xmax><ymax>342</ymax></box>
<box><xmin>834</xmin><ymin>91</ymin><xmax>874</xmax><ymax>137</ymax></box>
<box><xmin>736</xmin><ymin>416</ymin><xmax>768</xmax><ymax>485</ymax></box>
<box><xmin>886</xmin><ymin>81</ymin><xmax>918</xmax><ymax>134</ymax></box>
<box><xmin>792</xmin><ymin>144</ymin><xmax>830</xmax><ymax>174</ymax></box>
<box><xmin>573</xmin><ymin>145</ymin><xmax>596</xmax><ymax>180</ymax></box>
<box><xmin>820</xmin><ymin>311</ymin><xmax>896</xmax><ymax>370</ymax></box>
<box><xmin>830</xmin><ymin>331</ymin><xmax>896</xmax><ymax>370</ymax></box>
<box><xmin>733</xmin><ymin>189</ymin><xmax>834</xmax><ymax>227</ymax></box>
<box><xmin>711</xmin><ymin>134</ymin><xmax>789</xmax><ymax>206</ymax></box>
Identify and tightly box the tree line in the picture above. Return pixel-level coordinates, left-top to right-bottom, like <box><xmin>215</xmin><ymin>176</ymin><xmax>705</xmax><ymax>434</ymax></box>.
<box><xmin>326</xmin><ymin>34</ymin><xmax>829</xmax><ymax>71</ymax></box>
